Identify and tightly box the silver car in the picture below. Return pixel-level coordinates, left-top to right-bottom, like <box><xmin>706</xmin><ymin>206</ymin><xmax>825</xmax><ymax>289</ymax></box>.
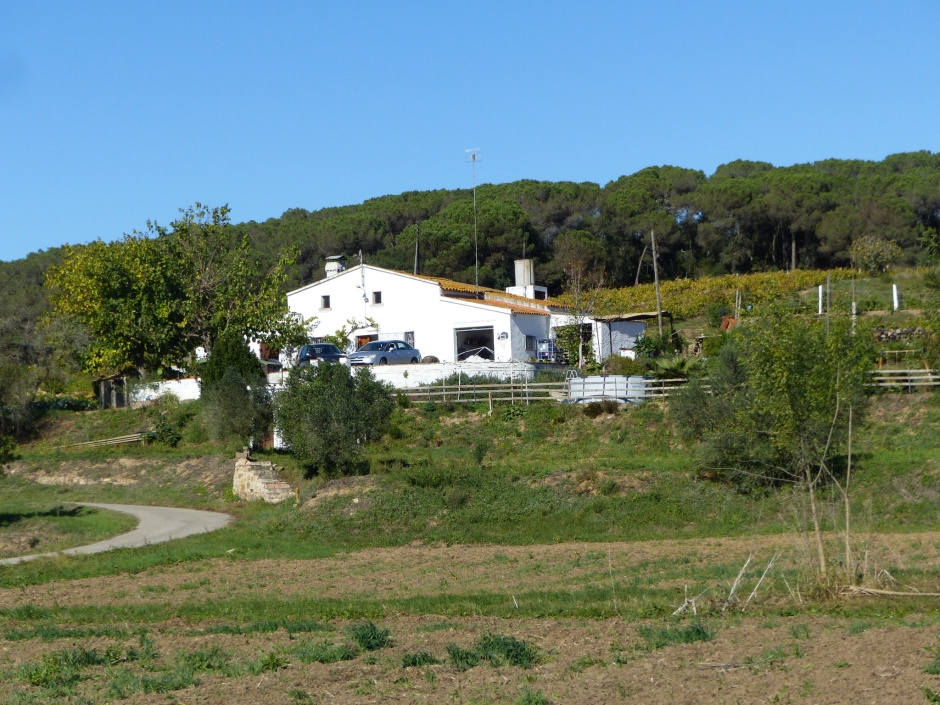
<box><xmin>348</xmin><ymin>340</ymin><xmax>421</xmax><ymax>365</ymax></box>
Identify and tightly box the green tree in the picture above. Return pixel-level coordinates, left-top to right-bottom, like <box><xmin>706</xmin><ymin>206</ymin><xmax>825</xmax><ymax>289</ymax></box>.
<box><xmin>922</xmin><ymin>229</ymin><xmax>940</xmax><ymax>366</ymax></box>
<box><xmin>45</xmin><ymin>204</ymin><xmax>308</xmax><ymax>376</ymax></box>
<box><xmin>199</xmin><ymin>329</ymin><xmax>264</xmax><ymax>388</ymax></box>
<box><xmin>274</xmin><ymin>363</ymin><xmax>394</xmax><ymax>476</ymax></box>
<box><xmin>199</xmin><ymin>329</ymin><xmax>271</xmax><ymax>446</ymax></box>
<box><xmin>671</xmin><ymin>306</ymin><xmax>873</xmax><ymax>576</ymax></box>
<box><xmin>45</xmin><ymin>235</ymin><xmax>188</xmax><ymax>375</ymax></box>
<box><xmin>201</xmin><ymin>367</ymin><xmax>272</xmax><ymax>447</ymax></box>
<box><xmin>849</xmin><ymin>235</ymin><xmax>903</xmax><ymax>275</ymax></box>
<box><xmin>158</xmin><ymin>203</ymin><xmax>307</xmax><ymax>352</ymax></box>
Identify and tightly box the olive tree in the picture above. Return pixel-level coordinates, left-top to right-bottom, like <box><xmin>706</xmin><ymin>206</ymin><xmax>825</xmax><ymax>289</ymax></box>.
<box><xmin>672</xmin><ymin>304</ymin><xmax>873</xmax><ymax>577</ymax></box>
<box><xmin>274</xmin><ymin>363</ymin><xmax>394</xmax><ymax>476</ymax></box>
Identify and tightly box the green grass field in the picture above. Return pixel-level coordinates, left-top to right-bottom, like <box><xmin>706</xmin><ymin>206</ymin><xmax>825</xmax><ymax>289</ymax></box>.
<box><xmin>3</xmin><ymin>391</ymin><xmax>939</xmax><ymax>591</ymax></box>
<box><xmin>0</xmin><ymin>502</ymin><xmax>137</xmax><ymax>559</ymax></box>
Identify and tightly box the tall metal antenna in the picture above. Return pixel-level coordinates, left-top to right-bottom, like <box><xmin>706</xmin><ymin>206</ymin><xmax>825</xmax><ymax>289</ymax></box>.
<box><xmin>358</xmin><ymin>250</ymin><xmax>367</xmax><ymax>318</ymax></box>
<box><xmin>466</xmin><ymin>148</ymin><xmax>482</xmax><ymax>293</ymax></box>
<box><xmin>413</xmin><ymin>222</ymin><xmax>420</xmax><ymax>275</ymax></box>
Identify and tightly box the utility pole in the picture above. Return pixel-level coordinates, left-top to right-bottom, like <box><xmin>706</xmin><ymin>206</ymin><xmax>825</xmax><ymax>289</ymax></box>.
<box><xmin>414</xmin><ymin>222</ymin><xmax>420</xmax><ymax>275</ymax></box>
<box><xmin>651</xmin><ymin>229</ymin><xmax>663</xmax><ymax>337</ymax></box>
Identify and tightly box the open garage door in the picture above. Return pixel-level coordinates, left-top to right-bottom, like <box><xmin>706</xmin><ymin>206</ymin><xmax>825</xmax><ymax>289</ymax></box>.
<box><xmin>455</xmin><ymin>326</ymin><xmax>494</xmax><ymax>361</ymax></box>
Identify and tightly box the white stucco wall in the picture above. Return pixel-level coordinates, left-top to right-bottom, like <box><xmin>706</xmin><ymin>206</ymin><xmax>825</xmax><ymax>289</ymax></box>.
<box><xmin>594</xmin><ymin>320</ymin><xmax>647</xmax><ymax>360</ymax></box>
<box><xmin>128</xmin><ymin>378</ymin><xmax>201</xmax><ymax>407</ymax></box>
<box><xmin>610</xmin><ymin>321</ymin><xmax>647</xmax><ymax>356</ymax></box>
<box><xmin>267</xmin><ymin>361</ymin><xmax>552</xmax><ymax>391</ymax></box>
<box><xmin>286</xmin><ymin>265</ymin><xmax>550</xmax><ymax>364</ymax></box>
<box><xmin>509</xmin><ymin>313</ymin><xmax>551</xmax><ymax>361</ymax></box>
<box><xmin>439</xmin><ymin>296</ymin><xmax>512</xmax><ymax>361</ymax></box>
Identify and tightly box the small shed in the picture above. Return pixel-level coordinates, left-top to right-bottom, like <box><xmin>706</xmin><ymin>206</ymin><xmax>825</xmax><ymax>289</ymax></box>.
<box><xmin>591</xmin><ymin>311</ymin><xmax>672</xmax><ymax>360</ymax></box>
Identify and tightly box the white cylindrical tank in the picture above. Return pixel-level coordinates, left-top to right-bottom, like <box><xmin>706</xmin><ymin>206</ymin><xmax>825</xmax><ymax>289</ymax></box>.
<box><xmin>627</xmin><ymin>376</ymin><xmax>647</xmax><ymax>402</ymax></box>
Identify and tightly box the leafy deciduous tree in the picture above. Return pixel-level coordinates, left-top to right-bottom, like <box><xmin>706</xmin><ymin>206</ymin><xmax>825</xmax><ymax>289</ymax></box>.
<box><xmin>45</xmin><ymin>203</ymin><xmax>309</xmax><ymax>376</ymax></box>
<box><xmin>849</xmin><ymin>235</ymin><xmax>903</xmax><ymax>275</ymax></box>
<box><xmin>672</xmin><ymin>306</ymin><xmax>873</xmax><ymax>576</ymax></box>
<box><xmin>158</xmin><ymin>203</ymin><xmax>306</xmax><ymax>353</ymax></box>
<box><xmin>556</xmin><ymin>230</ymin><xmax>607</xmax><ymax>367</ymax></box>
<box><xmin>45</xmin><ymin>235</ymin><xmax>188</xmax><ymax>375</ymax></box>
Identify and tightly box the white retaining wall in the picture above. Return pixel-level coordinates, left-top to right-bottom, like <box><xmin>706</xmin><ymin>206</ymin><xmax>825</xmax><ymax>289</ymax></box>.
<box><xmin>125</xmin><ymin>362</ymin><xmax>551</xmax><ymax>408</ymax></box>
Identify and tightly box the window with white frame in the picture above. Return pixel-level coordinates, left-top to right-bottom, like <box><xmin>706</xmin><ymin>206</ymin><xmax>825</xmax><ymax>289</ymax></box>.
<box><xmin>525</xmin><ymin>335</ymin><xmax>537</xmax><ymax>352</ymax></box>
<box><xmin>320</xmin><ymin>295</ymin><xmax>330</xmax><ymax>309</ymax></box>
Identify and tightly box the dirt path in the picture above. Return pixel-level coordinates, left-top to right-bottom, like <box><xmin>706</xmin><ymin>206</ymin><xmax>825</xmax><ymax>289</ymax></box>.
<box><xmin>0</xmin><ymin>503</ymin><xmax>232</xmax><ymax>566</ymax></box>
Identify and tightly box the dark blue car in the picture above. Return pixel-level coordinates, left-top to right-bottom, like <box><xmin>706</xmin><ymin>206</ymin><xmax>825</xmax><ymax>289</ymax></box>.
<box><xmin>298</xmin><ymin>343</ymin><xmax>348</xmax><ymax>366</ymax></box>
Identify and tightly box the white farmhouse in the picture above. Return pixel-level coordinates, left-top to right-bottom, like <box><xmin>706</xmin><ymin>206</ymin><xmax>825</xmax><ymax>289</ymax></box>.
<box><xmin>286</xmin><ymin>258</ymin><xmax>566</xmax><ymax>364</ymax></box>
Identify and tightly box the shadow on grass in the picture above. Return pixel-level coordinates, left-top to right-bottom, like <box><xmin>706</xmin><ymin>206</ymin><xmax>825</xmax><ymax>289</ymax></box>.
<box><xmin>0</xmin><ymin>505</ymin><xmax>84</xmax><ymax>528</ymax></box>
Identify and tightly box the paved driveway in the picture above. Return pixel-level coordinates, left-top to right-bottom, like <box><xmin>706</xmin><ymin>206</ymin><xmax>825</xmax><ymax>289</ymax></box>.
<box><xmin>0</xmin><ymin>503</ymin><xmax>232</xmax><ymax>566</ymax></box>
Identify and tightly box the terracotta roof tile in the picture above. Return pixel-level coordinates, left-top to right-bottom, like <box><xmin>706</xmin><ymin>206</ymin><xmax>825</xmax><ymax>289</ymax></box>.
<box><xmin>471</xmin><ymin>300</ymin><xmax>550</xmax><ymax>316</ymax></box>
<box><xmin>406</xmin><ymin>271</ymin><xmax>555</xmax><ymax>307</ymax></box>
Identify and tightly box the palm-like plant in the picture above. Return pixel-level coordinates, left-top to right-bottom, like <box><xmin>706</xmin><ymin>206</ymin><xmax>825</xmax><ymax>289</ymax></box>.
<box><xmin>650</xmin><ymin>355</ymin><xmax>704</xmax><ymax>379</ymax></box>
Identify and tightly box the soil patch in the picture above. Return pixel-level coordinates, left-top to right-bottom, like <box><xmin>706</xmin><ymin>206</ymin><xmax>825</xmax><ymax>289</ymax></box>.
<box><xmin>3</xmin><ymin>532</ymin><xmax>940</xmax><ymax>702</ymax></box>
<box><xmin>5</xmin><ymin>455</ymin><xmax>234</xmax><ymax>492</ymax></box>
<box><xmin>303</xmin><ymin>476</ymin><xmax>377</xmax><ymax>510</ymax></box>
<box><xmin>2</xmin><ymin>614</ymin><xmax>938</xmax><ymax>703</ymax></box>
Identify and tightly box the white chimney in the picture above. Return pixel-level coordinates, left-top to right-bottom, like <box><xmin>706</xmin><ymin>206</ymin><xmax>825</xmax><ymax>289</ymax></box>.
<box><xmin>506</xmin><ymin>259</ymin><xmax>548</xmax><ymax>301</ymax></box>
<box><xmin>514</xmin><ymin>259</ymin><xmax>535</xmax><ymax>287</ymax></box>
<box><xmin>324</xmin><ymin>255</ymin><xmax>347</xmax><ymax>278</ymax></box>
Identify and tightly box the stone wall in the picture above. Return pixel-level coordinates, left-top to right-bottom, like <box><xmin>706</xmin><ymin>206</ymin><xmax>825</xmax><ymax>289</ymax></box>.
<box><xmin>232</xmin><ymin>449</ymin><xmax>294</xmax><ymax>503</ymax></box>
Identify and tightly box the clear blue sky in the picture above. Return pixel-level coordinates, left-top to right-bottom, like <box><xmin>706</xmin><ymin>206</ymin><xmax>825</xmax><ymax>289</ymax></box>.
<box><xmin>1</xmin><ymin>1</ymin><xmax>937</xmax><ymax>262</ymax></box>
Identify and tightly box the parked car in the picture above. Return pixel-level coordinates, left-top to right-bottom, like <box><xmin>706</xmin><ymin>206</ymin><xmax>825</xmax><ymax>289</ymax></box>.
<box><xmin>298</xmin><ymin>343</ymin><xmax>348</xmax><ymax>366</ymax></box>
<box><xmin>348</xmin><ymin>340</ymin><xmax>421</xmax><ymax>365</ymax></box>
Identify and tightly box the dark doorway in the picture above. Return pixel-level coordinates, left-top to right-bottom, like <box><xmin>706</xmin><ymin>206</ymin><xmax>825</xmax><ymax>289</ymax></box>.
<box><xmin>455</xmin><ymin>327</ymin><xmax>494</xmax><ymax>360</ymax></box>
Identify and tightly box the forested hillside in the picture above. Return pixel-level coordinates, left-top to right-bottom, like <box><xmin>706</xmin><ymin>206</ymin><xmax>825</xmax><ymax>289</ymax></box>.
<box><xmin>3</xmin><ymin>151</ymin><xmax>940</xmax><ymax>343</ymax></box>
<box><xmin>228</xmin><ymin>151</ymin><xmax>940</xmax><ymax>293</ymax></box>
<box><xmin>0</xmin><ymin>248</ymin><xmax>65</xmax><ymax>345</ymax></box>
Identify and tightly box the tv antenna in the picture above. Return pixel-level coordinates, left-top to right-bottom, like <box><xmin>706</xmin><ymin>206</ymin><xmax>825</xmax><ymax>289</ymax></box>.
<box><xmin>466</xmin><ymin>148</ymin><xmax>482</xmax><ymax>293</ymax></box>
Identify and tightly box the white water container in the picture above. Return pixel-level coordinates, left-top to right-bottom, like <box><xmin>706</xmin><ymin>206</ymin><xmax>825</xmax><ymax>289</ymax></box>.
<box><xmin>627</xmin><ymin>376</ymin><xmax>647</xmax><ymax>402</ymax></box>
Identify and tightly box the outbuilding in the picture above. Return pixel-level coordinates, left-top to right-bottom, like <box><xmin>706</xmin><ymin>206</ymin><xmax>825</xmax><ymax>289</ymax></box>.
<box><xmin>590</xmin><ymin>311</ymin><xmax>672</xmax><ymax>360</ymax></box>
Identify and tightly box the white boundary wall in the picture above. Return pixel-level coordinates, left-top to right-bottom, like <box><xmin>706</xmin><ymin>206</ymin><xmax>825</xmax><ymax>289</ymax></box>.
<box><xmin>128</xmin><ymin>378</ymin><xmax>201</xmax><ymax>407</ymax></box>
<box><xmin>266</xmin><ymin>361</ymin><xmax>560</xmax><ymax>389</ymax></box>
<box><xmin>127</xmin><ymin>361</ymin><xmax>559</xmax><ymax>409</ymax></box>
